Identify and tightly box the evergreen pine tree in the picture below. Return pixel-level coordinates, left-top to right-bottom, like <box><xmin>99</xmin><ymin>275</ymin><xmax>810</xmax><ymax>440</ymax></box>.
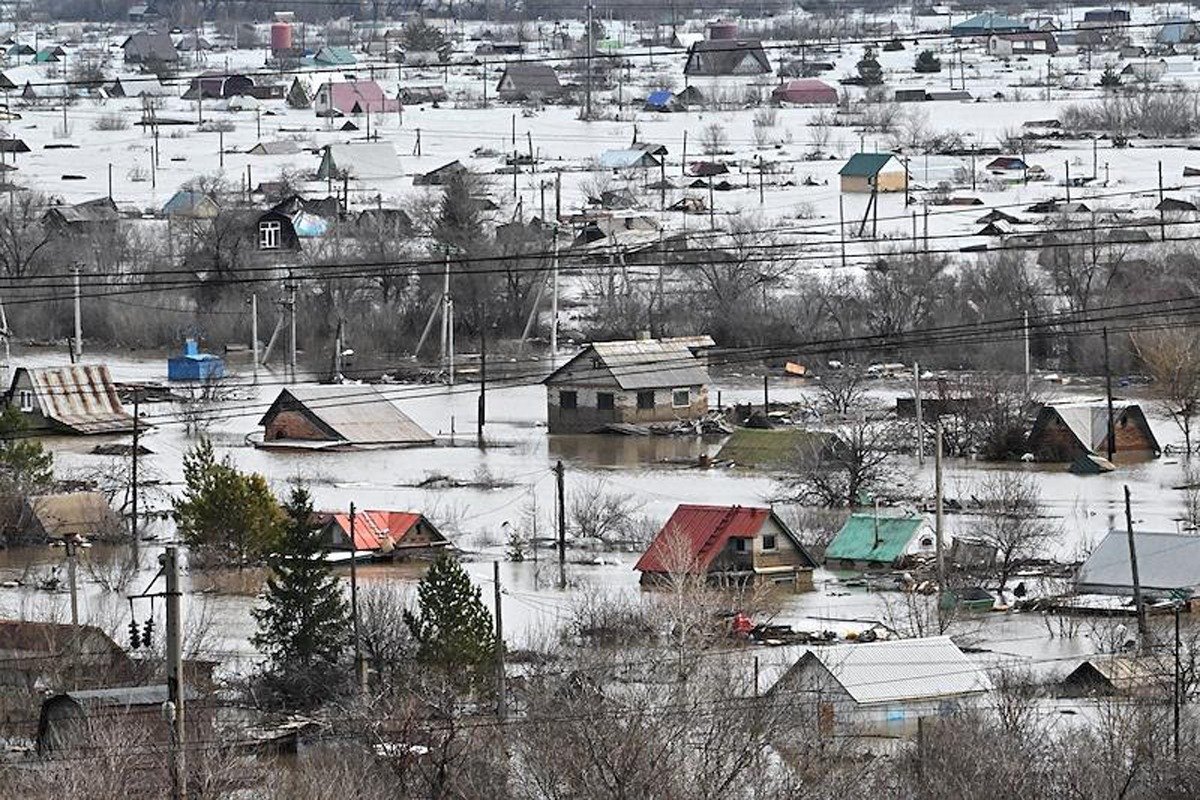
<box><xmin>857</xmin><ymin>47</ymin><xmax>884</xmax><ymax>85</ymax></box>
<box><xmin>914</xmin><ymin>49</ymin><xmax>942</xmax><ymax>74</ymax></box>
<box><xmin>404</xmin><ymin>554</ymin><xmax>496</xmax><ymax>679</ymax></box>
<box><xmin>252</xmin><ymin>486</ymin><xmax>349</xmax><ymax>704</ymax></box>
<box><xmin>0</xmin><ymin>405</ymin><xmax>52</xmax><ymax>495</ymax></box>
<box><xmin>1100</xmin><ymin>64</ymin><xmax>1121</xmax><ymax>88</ymax></box>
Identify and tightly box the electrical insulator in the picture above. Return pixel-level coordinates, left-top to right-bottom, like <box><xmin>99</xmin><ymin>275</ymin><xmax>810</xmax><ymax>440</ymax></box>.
<box><xmin>142</xmin><ymin>618</ymin><xmax>154</xmax><ymax>648</ymax></box>
<box><xmin>128</xmin><ymin>618</ymin><xmax>140</xmax><ymax>650</ymax></box>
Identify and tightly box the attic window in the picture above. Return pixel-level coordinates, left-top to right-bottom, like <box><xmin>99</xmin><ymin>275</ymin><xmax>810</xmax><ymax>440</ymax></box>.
<box><xmin>761</xmin><ymin>534</ymin><xmax>777</xmax><ymax>552</ymax></box>
<box><xmin>590</xmin><ymin>356</ymin><xmax>603</xmax><ymax>369</ymax></box>
<box><xmin>259</xmin><ymin>220</ymin><xmax>281</xmax><ymax>250</ymax></box>
<box><xmin>18</xmin><ymin>390</ymin><xmax>32</xmax><ymax>412</ymax></box>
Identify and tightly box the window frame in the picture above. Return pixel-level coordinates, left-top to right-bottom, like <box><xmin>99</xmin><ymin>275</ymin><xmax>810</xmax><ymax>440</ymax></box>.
<box><xmin>559</xmin><ymin>390</ymin><xmax>578</xmax><ymax>410</ymax></box>
<box><xmin>259</xmin><ymin>219</ymin><xmax>282</xmax><ymax>250</ymax></box>
<box><xmin>636</xmin><ymin>390</ymin><xmax>656</xmax><ymax>410</ymax></box>
<box><xmin>761</xmin><ymin>533</ymin><xmax>777</xmax><ymax>552</ymax></box>
<box><xmin>18</xmin><ymin>390</ymin><xmax>32</xmax><ymax>412</ymax></box>
<box><xmin>596</xmin><ymin>392</ymin><xmax>615</xmax><ymax>411</ymax></box>
<box><xmin>671</xmin><ymin>388</ymin><xmax>691</xmax><ymax>408</ymax></box>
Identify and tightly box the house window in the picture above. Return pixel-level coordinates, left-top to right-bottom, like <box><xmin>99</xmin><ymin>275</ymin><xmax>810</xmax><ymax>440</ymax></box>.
<box><xmin>761</xmin><ymin>534</ymin><xmax>777</xmax><ymax>552</ymax></box>
<box><xmin>17</xmin><ymin>390</ymin><xmax>32</xmax><ymax>412</ymax></box>
<box><xmin>672</xmin><ymin>388</ymin><xmax>690</xmax><ymax>408</ymax></box>
<box><xmin>733</xmin><ymin>538</ymin><xmax>746</xmax><ymax>553</ymax></box>
<box><xmin>597</xmin><ymin>392</ymin><xmax>614</xmax><ymax>410</ymax></box>
<box><xmin>259</xmin><ymin>220</ymin><xmax>281</xmax><ymax>250</ymax></box>
<box><xmin>559</xmin><ymin>390</ymin><xmax>577</xmax><ymax>410</ymax></box>
<box><xmin>637</xmin><ymin>391</ymin><xmax>655</xmax><ymax>410</ymax></box>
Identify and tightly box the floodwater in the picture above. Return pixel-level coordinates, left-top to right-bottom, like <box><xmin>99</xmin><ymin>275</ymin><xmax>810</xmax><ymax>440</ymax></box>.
<box><xmin>0</xmin><ymin>348</ymin><xmax>1190</xmax><ymax>677</ymax></box>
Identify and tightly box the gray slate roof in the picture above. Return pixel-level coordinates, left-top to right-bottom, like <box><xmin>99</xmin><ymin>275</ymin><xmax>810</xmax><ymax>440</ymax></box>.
<box><xmin>1076</xmin><ymin>530</ymin><xmax>1200</xmax><ymax>595</ymax></box>
<box><xmin>261</xmin><ymin>385</ymin><xmax>434</xmax><ymax>446</ymax></box>
<box><xmin>545</xmin><ymin>336</ymin><xmax>714</xmax><ymax>391</ymax></box>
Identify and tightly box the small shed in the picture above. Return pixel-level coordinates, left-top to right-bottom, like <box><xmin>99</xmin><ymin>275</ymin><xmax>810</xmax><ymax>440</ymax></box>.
<box><xmin>824</xmin><ymin>513</ymin><xmax>935</xmax><ymax>569</ymax></box>
<box><xmin>19</xmin><ymin>493</ymin><xmax>122</xmax><ymax>542</ymax></box>
<box><xmin>38</xmin><ymin>685</ymin><xmax>206</xmax><ymax>754</ymax></box>
<box><xmin>121</xmin><ymin>31</ymin><xmax>177</xmax><ymax>64</ymax></box>
<box><xmin>838</xmin><ymin>153</ymin><xmax>907</xmax><ymax>193</ymax></box>
<box><xmin>1076</xmin><ymin>530</ymin><xmax>1200</xmax><ymax>597</ymax></box>
<box><xmin>772</xmin><ymin>79</ymin><xmax>838</xmax><ymax>105</ymax></box>
<box><xmin>167</xmin><ymin>338</ymin><xmax>225</xmax><ymax>382</ymax></box>
<box><xmin>635</xmin><ymin>504</ymin><xmax>816</xmax><ymax>591</ymax></box>
<box><xmin>314</xmin><ymin>510</ymin><xmax>450</xmax><ymax>557</ymax></box>
<box><xmin>644</xmin><ymin>89</ymin><xmax>680</xmax><ymax>112</ymax></box>
<box><xmin>1060</xmin><ymin>656</ymin><xmax>1168</xmax><ymax>697</ymax></box>
<box><xmin>413</xmin><ymin>160</ymin><xmax>468</xmax><ymax>186</ymax></box>
<box><xmin>257</xmin><ymin>386</ymin><xmax>434</xmax><ymax>449</ymax></box>
<box><xmin>6</xmin><ymin>365</ymin><xmax>135</xmax><ymax>435</ymax></box>
<box><xmin>1026</xmin><ymin>402</ymin><xmax>1160</xmax><ymax>461</ymax></box>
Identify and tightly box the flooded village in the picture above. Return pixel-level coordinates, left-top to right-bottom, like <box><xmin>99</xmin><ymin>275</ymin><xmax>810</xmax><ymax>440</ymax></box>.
<box><xmin>1</xmin><ymin>0</ymin><xmax>1200</xmax><ymax>796</ymax></box>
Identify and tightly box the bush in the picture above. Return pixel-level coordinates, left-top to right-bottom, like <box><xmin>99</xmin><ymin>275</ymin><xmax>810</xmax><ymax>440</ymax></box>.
<box><xmin>92</xmin><ymin>112</ymin><xmax>129</xmax><ymax>131</ymax></box>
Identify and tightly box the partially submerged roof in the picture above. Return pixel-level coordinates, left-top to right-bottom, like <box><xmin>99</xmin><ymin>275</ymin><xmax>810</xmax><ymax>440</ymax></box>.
<box><xmin>11</xmin><ymin>365</ymin><xmax>135</xmax><ymax>434</ymax></box>
<box><xmin>316</xmin><ymin>509</ymin><xmax>446</xmax><ymax>550</ymax></box>
<box><xmin>259</xmin><ymin>385</ymin><xmax>434</xmax><ymax>447</ymax></box>
<box><xmin>544</xmin><ymin>336</ymin><xmax>715</xmax><ymax>391</ymax></box>
<box><xmin>1076</xmin><ymin>530</ymin><xmax>1200</xmax><ymax>595</ymax></box>
<box><xmin>634</xmin><ymin>503</ymin><xmax>812</xmax><ymax>574</ymax></box>
<box><xmin>27</xmin><ymin>492</ymin><xmax>119</xmax><ymax>538</ymax></box>
<box><xmin>1034</xmin><ymin>401</ymin><xmax>1160</xmax><ymax>455</ymax></box>
<box><xmin>318</xmin><ymin>142</ymin><xmax>400</xmax><ymax>181</ymax></box>
<box><xmin>825</xmin><ymin>513</ymin><xmax>926</xmax><ymax>564</ymax></box>
<box><xmin>780</xmin><ymin>636</ymin><xmax>991</xmax><ymax>705</ymax></box>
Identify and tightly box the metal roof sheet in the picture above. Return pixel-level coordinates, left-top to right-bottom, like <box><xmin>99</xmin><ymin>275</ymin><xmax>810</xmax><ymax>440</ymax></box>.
<box><xmin>261</xmin><ymin>385</ymin><xmax>434</xmax><ymax>446</ymax></box>
<box><xmin>635</xmin><ymin>504</ymin><xmax>772</xmax><ymax>574</ymax></box>
<box><xmin>320</xmin><ymin>510</ymin><xmax>425</xmax><ymax>550</ymax></box>
<box><xmin>839</xmin><ymin>153</ymin><xmax>902</xmax><ymax>179</ymax></box>
<box><xmin>18</xmin><ymin>365</ymin><xmax>135</xmax><ymax>434</ymax></box>
<box><xmin>795</xmin><ymin>636</ymin><xmax>991</xmax><ymax>705</ymax></box>
<box><xmin>545</xmin><ymin>336</ymin><xmax>713</xmax><ymax>391</ymax></box>
<box><xmin>1076</xmin><ymin>530</ymin><xmax>1200</xmax><ymax>594</ymax></box>
<box><xmin>825</xmin><ymin>513</ymin><xmax>926</xmax><ymax>563</ymax></box>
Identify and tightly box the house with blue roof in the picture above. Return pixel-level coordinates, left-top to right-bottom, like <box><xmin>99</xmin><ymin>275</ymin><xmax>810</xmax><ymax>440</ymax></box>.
<box><xmin>951</xmin><ymin>11</ymin><xmax>1029</xmax><ymax>37</ymax></box>
<box><xmin>644</xmin><ymin>89</ymin><xmax>679</xmax><ymax>112</ymax></box>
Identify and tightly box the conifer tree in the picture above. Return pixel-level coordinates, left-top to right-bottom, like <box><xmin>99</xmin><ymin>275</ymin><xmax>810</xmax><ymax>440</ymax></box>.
<box><xmin>404</xmin><ymin>554</ymin><xmax>496</xmax><ymax>679</ymax></box>
<box><xmin>857</xmin><ymin>47</ymin><xmax>884</xmax><ymax>85</ymax></box>
<box><xmin>252</xmin><ymin>486</ymin><xmax>349</xmax><ymax>704</ymax></box>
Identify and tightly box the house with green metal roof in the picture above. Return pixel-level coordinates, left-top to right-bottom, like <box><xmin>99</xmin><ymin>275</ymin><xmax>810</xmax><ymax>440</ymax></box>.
<box><xmin>824</xmin><ymin>513</ymin><xmax>935</xmax><ymax>569</ymax></box>
<box><xmin>839</xmin><ymin>153</ymin><xmax>907</xmax><ymax>193</ymax></box>
<box><xmin>311</xmin><ymin>46</ymin><xmax>356</xmax><ymax>66</ymax></box>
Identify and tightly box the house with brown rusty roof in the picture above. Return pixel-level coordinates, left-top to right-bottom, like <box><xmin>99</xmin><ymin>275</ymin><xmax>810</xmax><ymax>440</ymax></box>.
<box><xmin>313</xmin><ymin>509</ymin><xmax>450</xmax><ymax>558</ymax></box>
<box><xmin>257</xmin><ymin>385</ymin><xmax>434</xmax><ymax>450</ymax></box>
<box><xmin>634</xmin><ymin>503</ymin><xmax>815</xmax><ymax>591</ymax></box>
<box><xmin>6</xmin><ymin>365</ymin><xmax>136</xmax><ymax>435</ymax></box>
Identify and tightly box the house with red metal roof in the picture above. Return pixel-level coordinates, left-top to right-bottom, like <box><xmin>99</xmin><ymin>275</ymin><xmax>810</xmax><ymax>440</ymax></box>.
<box><xmin>313</xmin><ymin>79</ymin><xmax>399</xmax><ymax>116</ymax></box>
<box><xmin>634</xmin><ymin>504</ymin><xmax>816</xmax><ymax>591</ymax></box>
<box><xmin>314</xmin><ymin>509</ymin><xmax>450</xmax><ymax>558</ymax></box>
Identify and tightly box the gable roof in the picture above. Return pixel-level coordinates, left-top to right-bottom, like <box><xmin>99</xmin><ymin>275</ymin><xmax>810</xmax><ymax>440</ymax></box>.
<box><xmin>952</xmin><ymin>11</ymin><xmax>1029</xmax><ymax>34</ymax></box>
<box><xmin>635</xmin><ymin>503</ymin><xmax>813</xmax><ymax>574</ymax></box>
<box><xmin>684</xmin><ymin>39</ymin><xmax>772</xmax><ymax>76</ymax></box>
<box><xmin>839</xmin><ymin>152</ymin><xmax>902</xmax><ymax>178</ymax></box>
<box><xmin>121</xmin><ymin>31</ymin><xmax>177</xmax><ymax>62</ymax></box>
<box><xmin>497</xmin><ymin>62</ymin><xmax>562</xmax><ymax>94</ymax></box>
<box><xmin>163</xmin><ymin>190</ymin><xmax>220</xmax><ymax>219</ymax></box>
<box><xmin>317</xmin><ymin>142</ymin><xmax>400</xmax><ymax>181</ymax></box>
<box><xmin>316</xmin><ymin>510</ymin><xmax>445</xmax><ymax>550</ymax></box>
<box><xmin>782</xmin><ymin>637</ymin><xmax>991</xmax><ymax>705</ymax></box>
<box><xmin>259</xmin><ymin>385</ymin><xmax>434</xmax><ymax>446</ymax></box>
<box><xmin>10</xmin><ymin>365</ymin><xmax>135</xmax><ymax>434</ymax></box>
<box><xmin>1034</xmin><ymin>401</ymin><xmax>1160</xmax><ymax>455</ymax></box>
<box><xmin>543</xmin><ymin>336</ymin><xmax>714</xmax><ymax>391</ymax></box>
<box><xmin>26</xmin><ymin>493</ymin><xmax>120</xmax><ymax>538</ymax></box>
<box><xmin>825</xmin><ymin>513</ymin><xmax>927</xmax><ymax>563</ymax></box>
<box><xmin>1076</xmin><ymin>530</ymin><xmax>1200</xmax><ymax>595</ymax></box>
<box><xmin>45</xmin><ymin>197</ymin><xmax>120</xmax><ymax>225</ymax></box>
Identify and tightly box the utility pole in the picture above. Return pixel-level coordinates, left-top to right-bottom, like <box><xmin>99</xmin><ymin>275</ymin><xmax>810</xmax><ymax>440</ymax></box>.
<box><xmin>1175</xmin><ymin>599</ymin><xmax>1183</xmax><ymax>761</ymax></box>
<box><xmin>250</xmin><ymin>293</ymin><xmax>259</xmax><ymax>384</ymax></box>
<box><xmin>762</xmin><ymin>374</ymin><xmax>769</xmax><ymax>417</ymax></box>
<box><xmin>1103</xmin><ymin>327</ymin><xmax>1116</xmax><ymax>462</ymax></box>
<box><xmin>914</xmin><ymin>362</ymin><xmax>924</xmax><ymax>465</ymax></box>
<box><xmin>555</xmin><ymin>460</ymin><xmax>566</xmax><ymax>589</ymax></box>
<box><xmin>550</xmin><ymin>228</ymin><xmax>559</xmax><ymax>357</ymax></box>
<box><xmin>131</xmin><ymin>390</ymin><xmax>139</xmax><ymax>542</ymax></box>
<box><xmin>71</xmin><ymin>264</ymin><xmax>82</xmax><ymax>361</ymax></box>
<box><xmin>349</xmin><ymin>503</ymin><xmax>365</xmax><ymax>693</ymax></box>
<box><xmin>1125</xmin><ymin>486</ymin><xmax>1149</xmax><ymax>651</ymax></box>
<box><xmin>477</xmin><ymin>319</ymin><xmax>487</xmax><ymax>448</ymax></box>
<box><xmin>287</xmin><ymin>273</ymin><xmax>297</xmax><ymax>383</ymax></box>
<box><xmin>494</xmin><ymin>560</ymin><xmax>506</xmax><ymax>719</ymax></box>
<box><xmin>65</xmin><ymin>533</ymin><xmax>79</xmax><ymax>687</ymax></box>
<box><xmin>164</xmin><ymin>545</ymin><xmax>187</xmax><ymax>800</ymax></box>
<box><xmin>585</xmin><ymin>3</ymin><xmax>595</xmax><ymax>120</ymax></box>
<box><xmin>1023</xmin><ymin>310</ymin><xmax>1031</xmax><ymax>394</ymax></box>
<box><xmin>935</xmin><ymin>421</ymin><xmax>946</xmax><ymax>625</ymax></box>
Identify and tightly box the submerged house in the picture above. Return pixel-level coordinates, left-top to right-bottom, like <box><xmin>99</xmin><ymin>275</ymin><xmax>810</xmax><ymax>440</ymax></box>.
<box><xmin>542</xmin><ymin>336</ymin><xmax>714</xmax><ymax>434</ymax></box>
<box><xmin>634</xmin><ymin>504</ymin><xmax>817</xmax><ymax>591</ymax></box>
<box><xmin>824</xmin><ymin>513</ymin><xmax>935</xmax><ymax>569</ymax></box>
<box><xmin>6</xmin><ymin>365</ymin><xmax>135</xmax><ymax>435</ymax></box>
<box><xmin>314</xmin><ymin>510</ymin><xmax>450</xmax><ymax>557</ymax></box>
<box><xmin>317</xmin><ymin>142</ymin><xmax>400</xmax><ymax>181</ymax></box>
<box><xmin>768</xmin><ymin>637</ymin><xmax>991</xmax><ymax>738</ymax></box>
<box><xmin>772</xmin><ymin>78</ymin><xmax>838</xmax><ymax>105</ymax></box>
<box><xmin>0</xmin><ymin>619</ymin><xmax>136</xmax><ymax>692</ymax></box>
<box><xmin>1060</xmin><ymin>655</ymin><xmax>1167</xmax><ymax>698</ymax></box>
<box><xmin>313</xmin><ymin>80</ymin><xmax>398</xmax><ymax>116</ymax></box>
<box><xmin>1076</xmin><ymin>530</ymin><xmax>1200</xmax><ymax>598</ymax></box>
<box><xmin>42</xmin><ymin>197</ymin><xmax>120</xmax><ymax>233</ymax></box>
<box><xmin>17</xmin><ymin>493</ymin><xmax>122</xmax><ymax>542</ymax></box>
<box><xmin>257</xmin><ymin>386</ymin><xmax>434</xmax><ymax>449</ymax></box>
<box><xmin>1026</xmin><ymin>401</ymin><xmax>1160</xmax><ymax>462</ymax></box>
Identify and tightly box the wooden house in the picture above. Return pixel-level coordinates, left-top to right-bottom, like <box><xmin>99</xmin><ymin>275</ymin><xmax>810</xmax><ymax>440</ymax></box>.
<box><xmin>314</xmin><ymin>510</ymin><xmax>450</xmax><ymax>558</ymax></box>
<box><xmin>767</xmin><ymin>637</ymin><xmax>991</xmax><ymax>739</ymax></box>
<box><xmin>634</xmin><ymin>504</ymin><xmax>816</xmax><ymax>591</ymax></box>
<box><xmin>37</xmin><ymin>685</ymin><xmax>211</xmax><ymax>755</ymax></box>
<box><xmin>257</xmin><ymin>386</ymin><xmax>434</xmax><ymax>450</ymax></box>
<box><xmin>838</xmin><ymin>153</ymin><xmax>908</xmax><ymax>193</ymax></box>
<box><xmin>824</xmin><ymin>513</ymin><xmax>935</xmax><ymax>570</ymax></box>
<box><xmin>495</xmin><ymin>63</ymin><xmax>563</xmax><ymax>101</ymax></box>
<box><xmin>1026</xmin><ymin>401</ymin><xmax>1160</xmax><ymax>462</ymax></box>
<box><xmin>683</xmin><ymin>40</ymin><xmax>771</xmax><ymax>76</ymax></box>
<box><xmin>120</xmin><ymin>31</ymin><xmax>177</xmax><ymax>65</ymax></box>
<box><xmin>42</xmin><ymin>197</ymin><xmax>120</xmax><ymax>233</ymax></box>
<box><xmin>542</xmin><ymin>336</ymin><xmax>714</xmax><ymax>434</ymax></box>
<box><xmin>6</xmin><ymin>365</ymin><xmax>135</xmax><ymax>435</ymax></box>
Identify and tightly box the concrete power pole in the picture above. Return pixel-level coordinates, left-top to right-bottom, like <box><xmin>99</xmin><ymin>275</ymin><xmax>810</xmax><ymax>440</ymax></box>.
<box><xmin>72</xmin><ymin>264</ymin><xmax>82</xmax><ymax>361</ymax></box>
<box><xmin>935</xmin><ymin>421</ymin><xmax>946</xmax><ymax>628</ymax></box>
<box><xmin>585</xmin><ymin>3</ymin><xmax>594</xmax><ymax>120</ymax></box>
<box><xmin>287</xmin><ymin>273</ymin><xmax>297</xmax><ymax>383</ymax></box>
<box><xmin>250</xmin><ymin>293</ymin><xmax>259</xmax><ymax>384</ymax></box>
<box><xmin>164</xmin><ymin>545</ymin><xmax>187</xmax><ymax>800</ymax></box>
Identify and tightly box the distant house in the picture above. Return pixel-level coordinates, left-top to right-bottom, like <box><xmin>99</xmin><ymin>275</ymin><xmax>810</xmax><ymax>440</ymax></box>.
<box><xmin>772</xmin><ymin>78</ymin><xmax>838</xmax><ymax>105</ymax></box>
<box><xmin>182</xmin><ymin>72</ymin><xmax>255</xmax><ymax>100</ymax></box>
<box><xmin>1082</xmin><ymin>8</ymin><xmax>1131</xmax><ymax>27</ymax></box>
<box><xmin>163</xmin><ymin>190</ymin><xmax>220</xmax><ymax>220</ymax></box>
<box><xmin>18</xmin><ymin>493</ymin><xmax>122</xmax><ymax>542</ymax></box>
<box><xmin>286</xmin><ymin>76</ymin><xmax>312</xmax><ymax>109</ymax></box>
<box><xmin>255</xmin><ymin>208</ymin><xmax>301</xmax><ymax>251</ymax></box>
<box><xmin>767</xmin><ymin>637</ymin><xmax>991</xmax><ymax>739</ymax></box>
<box><xmin>644</xmin><ymin>89</ymin><xmax>681</xmax><ymax>111</ymax></box>
<box><xmin>495</xmin><ymin>63</ymin><xmax>563</xmax><ymax>101</ymax></box>
<box><xmin>1156</xmin><ymin>196</ymin><xmax>1198</xmax><ymax>213</ymax></box>
<box><xmin>987</xmin><ymin>31</ymin><xmax>1058</xmax><ymax>55</ymax></box>
<box><xmin>38</xmin><ymin>685</ymin><xmax>210</xmax><ymax>755</ymax></box>
<box><xmin>597</xmin><ymin>148</ymin><xmax>662</xmax><ymax>170</ymax></box>
<box><xmin>167</xmin><ymin>338</ymin><xmax>225</xmax><ymax>382</ymax></box>
<box><xmin>635</xmin><ymin>504</ymin><xmax>817</xmax><ymax>590</ymax></box>
<box><xmin>357</xmin><ymin>207</ymin><xmax>414</xmax><ymax>234</ymax></box>
<box><xmin>312</xmin><ymin>45</ymin><xmax>356</xmax><ymax>66</ymax></box>
<box><xmin>986</xmin><ymin>156</ymin><xmax>1028</xmax><ymax>174</ymax></box>
<box><xmin>0</xmin><ymin>619</ymin><xmax>135</xmax><ymax>692</ymax></box>
<box><xmin>413</xmin><ymin>160</ymin><xmax>468</xmax><ymax>186</ymax></box>
<box><xmin>1060</xmin><ymin>656</ymin><xmax>1168</xmax><ymax>698</ymax></box>
<box><xmin>313</xmin><ymin>80</ymin><xmax>398</xmax><ymax>116</ymax></box>
<box><xmin>317</xmin><ymin>142</ymin><xmax>401</xmax><ymax>181</ymax></box>
<box><xmin>824</xmin><ymin>513</ymin><xmax>936</xmax><ymax>569</ymax></box>
<box><xmin>42</xmin><ymin>197</ymin><xmax>120</xmax><ymax>232</ymax></box>
<box><xmin>127</xmin><ymin>3</ymin><xmax>158</xmax><ymax>22</ymax></box>
<box><xmin>542</xmin><ymin>336</ymin><xmax>715</xmax><ymax>434</ymax></box>
<box><xmin>247</xmin><ymin>139</ymin><xmax>301</xmax><ymax>156</ymax></box>
<box><xmin>951</xmin><ymin>12</ymin><xmax>1029</xmax><ymax>37</ymax></box>
<box><xmin>0</xmin><ymin>138</ymin><xmax>31</xmax><ymax>155</ymax></box>
<box><xmin>400</xmin><ymin>86</ymin><xmax>448</xmax><ymax>104</ymax></box>
<box><xmin>683</xmin><ymin>40</ymin><xmax>771</xmax><ymax>76</ymax></box>
<box><xmin>314</xmin><ymin>510</ymin><xmax>450</xmax><ymax>556</ymax></box>
<box><xmin>6</xmin><ymin>365</ymin><xmax>136</xmax><ymax>435</ymax></box>
<box><xmin>1026</xmin><ymin>401</ymin><xmax>1160</xmax><ymax>461</ymax></box>
<box><xmin>1075</xmin><ymin>530</ymin><xmax>1200</xmax><ymax>597</ymax></box>
<box><xmin>1158</xmin><ymin>18</ymin><xmax>1200</xmax><ymax>45</ymax></box>
<box><xmin>121</xmin><ymin>31</ymin><xmax>177</xmax><ymax>65</ymax></box>
<box><xmin>257</xmin><ymin>386</ymin><xmax>435</xmax><ymax>449</ymax></box>
<box><xmin>838</xmin><ymin>153</ymin><xmax>908</xmax><ymax>193</ymax></box>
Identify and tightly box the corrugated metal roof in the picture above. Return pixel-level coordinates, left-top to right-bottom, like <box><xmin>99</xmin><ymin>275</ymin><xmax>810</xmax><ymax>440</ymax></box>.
<box><xmin>796</xmin><ymin>637</ymin><xmax>991</xmax><ymax>705</ymax></box>
<box><xmin>598</xmin><ymin>149</ymin><xmax>656</xmax><ymax>169</ymax></box>
<box><xmin>27</xmin><ymin>492</ymin><xmax>119</xmax><ymax>538</ymax></box>
<box><xmin>19</xmin><ymin>366</ymin><xmax>135</xmax><ymax>434</ymax></box>
<box><xmin>635</xmin><ymin>504</ymin><xmax>771</xmax><ymax>574</ymax></box>
<box><xmin>825</xmin><ymin>513</ymin><xmax>926</xmax><ymax>564</ymax></box>
<box><xmin>321</xmin><ymin>510</ymin><xmax>424</xmax><ymax>550</ymax></box>
<box><xmin>1076</xmin><ymin>530</ymin><xmax>1200</xmax><ymax>594</ymax></box>
<box><xmin>839</xmin><ymin>153</ymin><xmax>902</xmax><ymax>179</ymax></box>
<box><xmin>261</xmin><ymin>385</ymin><xmax>434</xmax><ymax>446</ymax></box>
<box><xmin>320</xmin><ymin>142</ymin><xmax>400</xmax><ymax>181</ymax></box>
<box><xmin>546</xmin><ymin>336</ymin><xmax>714</xmax><ymax>391</ymax></box>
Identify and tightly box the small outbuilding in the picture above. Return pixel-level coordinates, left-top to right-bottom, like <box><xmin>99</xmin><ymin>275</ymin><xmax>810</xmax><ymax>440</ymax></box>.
<box><xmin>772</xmin><ymin>79</ymin><xmax>838</xmax><ymax>105</ymax></box>
<box><xmin>496</xmin><ymin>63</ymin><xmax>563</xmax><ymax>101</ymax></box>
<box><xmin>634</xmin><ymin>503</ymin><xmax>816</xmax><ymax>591</ymax></box>
<box><xmin>121</xmin><ymin>31</ymin><xmax>177</xmax><ymax>65</ymax></box>
<box><xmin>167</xmin><ymin>338</ymin><xmax>225</xmax><ymax>382</ymax></box>
<box><xmin>824</xmin><ymin>513</ymin><xmax>936</xmax><ymax>569</ymax></box>
<box><xmin>1060</xmin><ymin>656</ymin><xmax>1168</xmax><ymax>698</ymax></box>
<box><xmin>838</xmin><ymin>153</ymin><xmax>908</xmax><ymax>193</ymax></box>
<box><xmin>257</xmin><ymin>385</ymin><xmax>434</xmax><ymax>449</ymax></box>
<box><xmin>1026</xmin><ymin>401</ymin><xmax>1160</xmax><ymax>462</ymax></box>
<box><xmin>317</xmin><ymin>142</ymin><xmax>401</xmax><ymax>181</ymax></box>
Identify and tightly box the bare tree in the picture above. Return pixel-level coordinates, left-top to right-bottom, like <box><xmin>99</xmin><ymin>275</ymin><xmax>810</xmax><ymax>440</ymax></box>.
<box><xmin>699</xmin><ymin>122</ymin><xmax>729</xmax><ymax>155</ymax></box>
<box><xmin>781</xmin><ymin>416</ymin><xmax>897</xmax><ymax>507</ymax></box>
<box><xmin>1133</xmin><ymin>328</ymin><xmax>1200</xmax><ymax>453</ymax></box>
<box><xmin>968</xmin><ymin>472</ymin><xmax>1054</xmax><ymax>592</ymax></box>
<box><xmin>568</xmin><ymin>478</ymin><xmax>645</xmax><ymax>545</ymax></box>
<box><xmin>815</xmin><ymin>365</ymin><xmax>869</xmax><ymax>416</ymax></box>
